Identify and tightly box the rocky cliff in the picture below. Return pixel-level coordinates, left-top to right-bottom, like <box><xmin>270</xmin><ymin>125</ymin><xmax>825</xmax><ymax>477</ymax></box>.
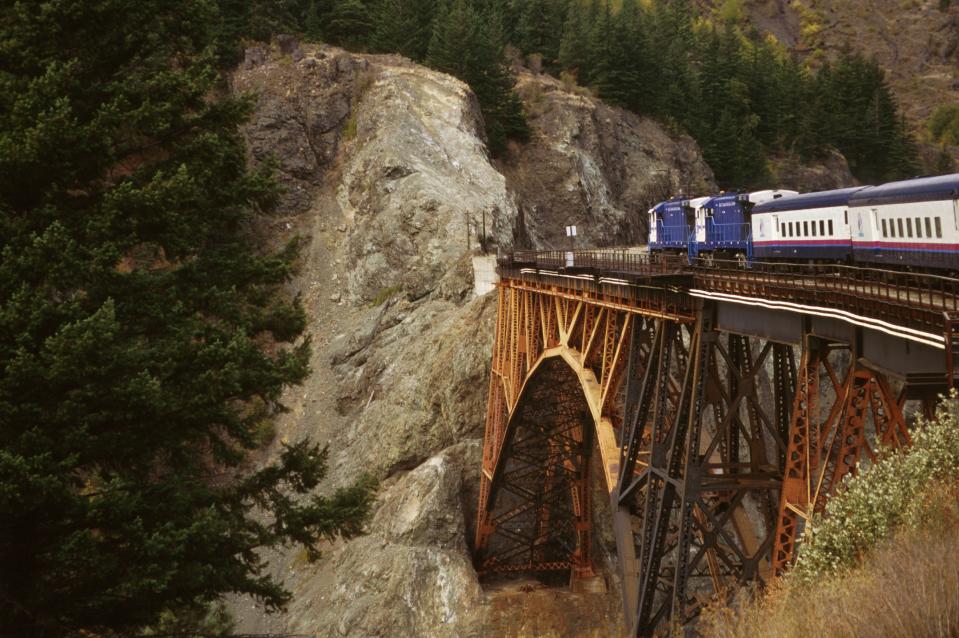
<box><xmin>501</xmin><ymin>71</ymin><xmax>714</xmax><ymax>248</ymax></box>
<box><xmin>229</xmin><ymin>41</ymin><xmax>715</xmax><ymax>637</ymax></box>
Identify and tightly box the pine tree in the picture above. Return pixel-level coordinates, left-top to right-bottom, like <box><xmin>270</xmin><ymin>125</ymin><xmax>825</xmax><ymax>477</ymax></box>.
<box><xmin>428</xmin><ymin>0</ymin><xmax>529</xmax><ymax>155</ymax></box>
<box><xmin>594</xmin><ymin>0</ymin><xmax>644</xmax><ymax>111</ymax></box>
<box><xmin>935</xmin><ymin>147</ymin><xmax>956</xmax><ymax>174</ymax></box>
<box><xmin>0</xmin><ymin>2</ymin><xmax>374</xmax><ymax>636</ymax></box>
<box><xmin>371</xmin><ymin>0</ymin><xmax>436</xmax><ymax>61</ymax></box>
<box><xmin>585</xmin><ymin>0</ymin><xmax>613</xmax><ymax>87</ymax></box>
<box><xmin>514</xmin><ymin>0</ymin><xmax>565</xmax><ymax>62</ymax></box>
<box><xmin>325</xmin><ymin>0</ymin><xmax>374</xmax><ymax>48</ymax></box>
<box><xmin>558</xmin><ymin>0</ymin><xmax>591</xmax><ymax>79</ymax></box>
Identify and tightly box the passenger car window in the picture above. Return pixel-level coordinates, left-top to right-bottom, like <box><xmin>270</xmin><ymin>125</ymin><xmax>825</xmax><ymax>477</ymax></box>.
<box><xmin>925</xmin><ymin>218</ymin><xmax>932</xmax><ymax>237</ymax></box>
<box><xmin>915</xmin><ymin>218</ymin><xmax>922</xmax><ymax>238</ymax></box>
<box><xmin>819</xmin><ymin>220</ymin><xmax>825</xmax><ymax>236</ymax></box>
<box><xmin>907</xmin><ymin>218</ymin><xmax>913</xmax><ymax>238</ymax></box>
<box><xmin>829</xmin><ymin>220</ymin><xmax>834</xmax><ymax>235</ymax></box>
<box><xmin>897</xmin><ymin>219</ymin><xmax>904</xmax><ymax>237</ymax></box>
<box><xmin>882</xmin><ymin>219</ymin><xmax>887</xmax><ymax>237</ymax></box>
<box><xmin>936</xmin><ymin>217</ymin><xmax>942</xmax><ymax>238</ymax></box>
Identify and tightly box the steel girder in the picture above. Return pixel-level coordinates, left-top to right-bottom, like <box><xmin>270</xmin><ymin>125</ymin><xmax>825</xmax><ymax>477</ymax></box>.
<box><xmin>614</xmin><ymin>308</ymin><xmax>792</xmax><ymax>636</ymax></box>
<box><xmin>771</xmin><ymin>334</ymin><xmax>913</xmax><ymax>574</ymax></box>
<box><xmin>476</xmin><ymin>358</ymin><xmax>594</xmax><ymax>573</ymax></box>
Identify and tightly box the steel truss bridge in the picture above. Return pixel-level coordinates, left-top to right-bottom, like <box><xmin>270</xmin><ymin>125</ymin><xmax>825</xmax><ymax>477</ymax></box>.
<box><xmin>473</xmin><ymin>250</ymin><xmax>959</xmax><ymax>636</ymax></box>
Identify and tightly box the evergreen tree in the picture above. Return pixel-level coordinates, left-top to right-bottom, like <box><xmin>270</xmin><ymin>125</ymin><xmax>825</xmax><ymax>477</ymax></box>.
<box><xmin>824</xmin><ymin>53</ymin><xmax>918</xmax><ymax>181</ymax></box>
<box><xmin>585</xmin><ymin>0</ymin><xmax>613</xmax><ymax>87</ymax></box>
<box><xmin>0</xmin><ymin>2</ymin><xmax>374</xmax><ymax>636</ymax></box>
<box><xmin>304</xmin><ymin>0</ymin><xmax>333</xmax><ymax>42</ymax></box>
<box><xmin>371</xmin><ymin>0</ymin><xmax>436</xmax><ymax>61</ymax></box>
<box><xmin>514</xmin><ymin>0</ymin><xmax>565</xmax><ymax>62</ymax></box>
<box><xmin>558</xmin><ymin>0</ymin><xmax>591</xmax><ymax>79</ymax></box>
<box><xmin>934</xmin><ymin>147</ymin><xmax>956</xmax><ymax>174</ymax></box>
<box><xmin>428</xmin><ymin>0</ymin><xmax>529</xmax><ymax>155</ymax></box>
<box><xmin>593</xmin><ymin>0</ymin><xmax>644</xmax><ymax>111</ymax></box>
<box><xmin>325</xmin><ymin>0</ymin><xmax>374</xmax><ymax>48</ymax></box>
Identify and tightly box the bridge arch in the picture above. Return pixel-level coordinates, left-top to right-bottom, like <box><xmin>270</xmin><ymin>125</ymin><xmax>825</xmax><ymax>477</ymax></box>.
<box><xmin>474</xmin><ymin>344</ymin><xmax>623</xmax><ymax>576</ymax></box>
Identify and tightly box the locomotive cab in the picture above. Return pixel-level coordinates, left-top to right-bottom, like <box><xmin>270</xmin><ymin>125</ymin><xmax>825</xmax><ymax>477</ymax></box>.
<box><xmin>695</xmin><ymin>189</ymin><xmax>797</xmax><ymax>264</ymax></box>
<box><xmin>648</xmin><ymin>197</ymin><xmax>692</xmax><ymax>253</ymax></box>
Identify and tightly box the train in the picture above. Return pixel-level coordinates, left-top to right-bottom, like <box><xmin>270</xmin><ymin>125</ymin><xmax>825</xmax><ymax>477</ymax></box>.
<box><xmin>649</xmin><ymin>173</ymin><xmax>959</xmax><ymax>271</ymax></box>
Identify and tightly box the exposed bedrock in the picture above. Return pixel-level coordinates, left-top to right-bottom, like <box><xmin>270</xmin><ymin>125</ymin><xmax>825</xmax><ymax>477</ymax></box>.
<box><xmin>231</xmin><ymin>41</ymin><xmax>715</xmax><ymax>637</ymax></box>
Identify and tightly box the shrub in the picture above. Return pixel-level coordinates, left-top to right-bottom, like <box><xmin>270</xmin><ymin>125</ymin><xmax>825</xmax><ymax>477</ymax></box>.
<box><xmin>791</xmin><ymin>391</ymin><xmax>959</xmax><ymax>584</ymax></box>
<box><xmin>928</xmin><ymin>104</ymin><xmax>959</xmax><ymax>146</ymax></box>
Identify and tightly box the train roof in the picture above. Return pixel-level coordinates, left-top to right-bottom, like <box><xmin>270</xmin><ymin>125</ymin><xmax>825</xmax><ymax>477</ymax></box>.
<box><xmin>688</xmin><ymin>195</ymin><xmax>711</xmax><ymax>208</ymax></box>
<box><xmin>752</xmin><ymin>186</ymin><xmax>870</xmax><ymax>213</ymax></box>
<box><xmin>652</xmin><ymin>198</ymin><xmax>685</xmax><ymax>214</ymax></box>
<box><xmin>701</xmin><ymin>192</ymin><xmax>741</xmax><ymax>208</ymax></box>
<box><xmin>747</xmin><ymin>189</ymin><xmax>799</xmax><ymax>205</ymax></box>
<box><xmin>653</xmin><ymin>195</ymin><xmax>713</xmax><ymax>214</ymax></box>
<box><xmin>849</xmin><ymin>173</ymin><xmax>959</xmax><ymax>207</ymax></box>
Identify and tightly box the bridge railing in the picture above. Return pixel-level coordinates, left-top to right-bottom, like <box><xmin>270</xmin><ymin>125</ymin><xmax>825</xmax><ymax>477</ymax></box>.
<box><xmin>698</xmin><ymin>258</ymin><xmax>959</xmax><ymax>316</ymax></box>
<box><xmin>498</xmin><ymin>250</ymin><xmax>959</xmax><ymax>332</ymax></box>
<box><xmin>506</xmin><ymin>250</ymin><xmax>687</xmax><ymax>274</ymax></box>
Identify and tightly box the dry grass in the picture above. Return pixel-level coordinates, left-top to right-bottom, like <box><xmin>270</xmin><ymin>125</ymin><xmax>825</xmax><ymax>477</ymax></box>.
<box><xmin>700</xmin><ymin>485</ymin><xmax>959</xmax><ymax>638</ymax></box>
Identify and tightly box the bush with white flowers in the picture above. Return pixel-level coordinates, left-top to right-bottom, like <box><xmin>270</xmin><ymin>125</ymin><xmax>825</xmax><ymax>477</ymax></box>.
<box><xmin>791</xmin><ymin>390</ymin><xmax>959</xmax><ymax>585</ymax></box>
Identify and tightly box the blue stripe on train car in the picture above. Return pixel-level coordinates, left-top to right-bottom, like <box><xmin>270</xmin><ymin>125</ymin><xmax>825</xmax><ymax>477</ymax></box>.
<box><xmin>852</xmin><ymin>243</ymin><xmax>959</xmax><ymax>270</ymax></box>
<box><xmin>753</xmin><ymin>240</ymin><xmax>852</xmax><ymax>261</ymax></box>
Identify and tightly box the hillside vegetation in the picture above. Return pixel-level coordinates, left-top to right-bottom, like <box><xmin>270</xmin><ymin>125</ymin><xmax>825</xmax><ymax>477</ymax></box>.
<box><xmin>218</xmin><ymin>0</ymin><xmax>924</xmax><ymax>188</ymax></box>
<box><xmin>0</xmin><ymin>3</ymin><xmax>375</xmax><ymax>636</ymax></box>
<box><xmin>701</xmin><ymin>394</ymin><xmax>959</xmax><ymax>638</ymax></box>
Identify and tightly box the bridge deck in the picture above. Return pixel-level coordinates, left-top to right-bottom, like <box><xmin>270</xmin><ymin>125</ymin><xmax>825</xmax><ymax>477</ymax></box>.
<box><xmin>504</xmin><ymin>249</ymin><xmax>959</xmax><ymax>353</ymax></box>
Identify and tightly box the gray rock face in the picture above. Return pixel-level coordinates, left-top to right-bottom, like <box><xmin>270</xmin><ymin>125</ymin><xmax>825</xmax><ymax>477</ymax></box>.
<box><xmin>328</xmin><ymin>290</ymin><xmax>496</xmax><ymax>483</ymax></box>
<box><xmin>282</xmin><ymin>443</ymin><xmax>487</xmax><ymax>638</ymax></box>
<box><xmin>233</xmin><ymin>46</ymin><xmax>370</xmax><ymax>214</ymax></box>
<box><xmin>230</xmin><ymin>43</ymin><xmax>713</xmax><ymax>638</ymax></box>
<box><xmin>338</xmin><ymin>63</ymin><xmax>517</xmax><ymax>303</ymax></box>
<box><xmin>501</xmin><ymin>71</ymin><xmax>716</xmax><ymax>249</ymax></box>
<box><xmin>769</xmin><ymin>149</ymin><xmax>858</xmax><ymax>191</ymax></box>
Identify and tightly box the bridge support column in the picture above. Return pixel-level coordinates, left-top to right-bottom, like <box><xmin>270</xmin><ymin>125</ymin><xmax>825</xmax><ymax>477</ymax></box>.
<box><xmin>618</xmin><ymin>304</ymin><xmax>788</xmax><ymax>636</ymax></box>
<box><xmin>772</xmin><ymin>333</ymin><xmax>911</xmax><ymax>575</ymax></box>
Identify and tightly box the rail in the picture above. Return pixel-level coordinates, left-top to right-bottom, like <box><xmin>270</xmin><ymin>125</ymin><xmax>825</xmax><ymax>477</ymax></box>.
<box><xmin>499</xmin><ymin>249</ymin><xmax>959</xmax><ymax>336</ymax></box>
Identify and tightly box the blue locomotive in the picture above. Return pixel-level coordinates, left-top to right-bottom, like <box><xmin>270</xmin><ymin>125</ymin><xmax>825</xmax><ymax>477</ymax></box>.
<box><xmin>649</xmin><ymin>189</ymin><xmax>796</xmax><ymax>262</ymax></box>
<box><xmin>650</xmin><ymin>173</ymin><xmax>959</xmax><ymax>271</ymax></box>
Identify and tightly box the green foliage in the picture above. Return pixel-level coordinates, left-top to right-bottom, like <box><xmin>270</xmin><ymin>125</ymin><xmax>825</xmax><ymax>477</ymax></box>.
<box><xmin>513</xmin><ymin>0</ymin><xmax>566</xmax><ymax>62</ymax></box>
<box><xmin>791</xmin><ymin>392</ymin><xmax>959</xmax><ymax>586</ymax></box>
<box><xmin>935</xmin><ymin>146</ymin><xmax>956</xmax><ymax>174</ymax></box>
<box><xmin>428</xmin><ymin>0</ymin><xmax>529</xmax><ymax>156</ymax></box>
<box><xmin>811</xmin><ymin>53</ymin><xmax>919</xmax><ymax>182</ymax></box>
<box><xmin>211</xmin><ymin>0</ymin><xmax>921</xmax><ymax>185</ymax></box>
<box><xmin>141</xmin><ymin>600</ymin><xmax>236</xmax><ymax>637</ymax></box>
<box><xmin>370</xmin><ymin>285</ymin><xmax>403</xmax><ymax>307</ymax></box>
<box><xmin>928</xmin><ymin>104</ymin><xmax>959</xmax><ymax>146</ymax></box>
<box><xmin>215</xmin><ymin>0</ymin><xmax>304</xmax><ymax>62</ymax></box>
<box><xmin>718</xmin><ymin>0</ymin><xmax>745</xmax><ymax>23</ymax></box>
<box><xmin>558</xmin><ymin>0</ymin><xmax>591</xmax><ymax>79</ymax></box>
<box><xmin>553</xmin><ymin>2</ymin><xmax>918</xmax><ymax>187</ymax></box>
<box><xmin>326</xmin><ymin>0</ymin><xmax>374</xmax><ymax>48</ymax></box>
<box><xmin>0</xmin><ymin>2</ymin><xmax>375</xmax><ymax>636</ymax></box>
<box><xmin>370</xmin><ymin>0</ymin><xmax>437</xmax><ymax>61</ymax></box>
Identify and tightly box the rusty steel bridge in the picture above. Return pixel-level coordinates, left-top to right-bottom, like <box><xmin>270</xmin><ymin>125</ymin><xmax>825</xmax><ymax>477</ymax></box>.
<box><xmin>473</xmin><ymin>250</ymin><xmax>959</xmax><ymax>636</ymax></box>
